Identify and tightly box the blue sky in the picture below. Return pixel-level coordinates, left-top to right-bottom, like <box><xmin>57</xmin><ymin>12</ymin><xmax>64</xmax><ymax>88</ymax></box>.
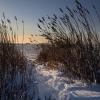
<box><xmin>0</xmin><ymin>0</ymin><xmax>100</xmax><ymax>36</ymax></box>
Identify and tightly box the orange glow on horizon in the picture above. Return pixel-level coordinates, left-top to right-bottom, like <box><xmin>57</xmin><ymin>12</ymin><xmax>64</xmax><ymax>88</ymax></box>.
<box><xmin>17</xmin><ymin>35</ymin><xmax>48</xmax><ymax>44</ymax></box>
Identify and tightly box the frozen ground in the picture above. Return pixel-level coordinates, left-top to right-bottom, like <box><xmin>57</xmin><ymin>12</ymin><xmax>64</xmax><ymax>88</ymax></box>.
<box><xmin>22</xmin><ymin>44</ymin><xmax>100</xmax><ymax>100</ymax></box>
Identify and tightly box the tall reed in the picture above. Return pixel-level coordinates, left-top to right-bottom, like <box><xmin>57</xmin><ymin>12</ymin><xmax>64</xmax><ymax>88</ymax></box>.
<box><xmin>0</xmin><ymin>13</ymin><xmax>38</xmax><ymax>100</ymax></box>
<box><xmin>38</xmin><ymin>0</ymin><xmax>100</xmax><ymax>83</ymax></box>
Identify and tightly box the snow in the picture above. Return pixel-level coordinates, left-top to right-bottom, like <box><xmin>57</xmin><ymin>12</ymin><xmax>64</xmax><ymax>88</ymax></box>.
<box><xmin>34</xmin><ymin>64</ymin><xmax>100</xmax><ymax>100</ymax></box>
<box><xmin>22</xmin><ymin>44</ymin><xmax>100</xmax><ymax>100</ymax></box>
<box><xmin>17</xmin><ymin>44</ymin><xmax>41</xmax><ymax>61</ymax></box>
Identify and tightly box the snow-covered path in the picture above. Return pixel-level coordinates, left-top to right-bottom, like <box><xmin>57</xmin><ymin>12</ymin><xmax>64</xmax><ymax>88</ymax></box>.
<box><xmin>34</xmin><ymin>64</ymin><xmax>100</xmax><ymax>100</ymax></box>
<box><xmin>23</xmin><ymin>44</ymin><xmax>100</xmax><ymax>100</ymax></box>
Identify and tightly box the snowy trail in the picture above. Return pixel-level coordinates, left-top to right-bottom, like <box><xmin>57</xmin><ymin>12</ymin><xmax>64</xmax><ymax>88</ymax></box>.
<box><xmin>34</xmin><ymin>64</ymin><xmax>100</xmax><ymax>100</ymax></box>
<box><xmin>35</xmin><ymin>65</ymin><xmax>58</xmax><ymax>99</ymax></box>
<box><xmin>23</xmin><ymin>44</ymin><xmax>100</xmax><ymax>100</ymax></box>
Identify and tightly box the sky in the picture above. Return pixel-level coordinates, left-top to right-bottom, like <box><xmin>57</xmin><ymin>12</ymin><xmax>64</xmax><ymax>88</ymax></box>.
<box><xmin>0</xmin><ymin>0</ymin><xmax>100</xmax><ymax>43</ymax></box>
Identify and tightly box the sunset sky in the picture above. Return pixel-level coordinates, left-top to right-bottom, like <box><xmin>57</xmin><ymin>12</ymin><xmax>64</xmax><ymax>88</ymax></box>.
<box><xmin>0</xmin><ymin>0</ymin><xmax>100</xmax><ymax>43</ymax></box>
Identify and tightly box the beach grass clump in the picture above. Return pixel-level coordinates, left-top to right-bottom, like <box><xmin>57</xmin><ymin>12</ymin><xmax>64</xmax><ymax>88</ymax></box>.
<box><xmin>0</xmin><ymin>14</ymin><xmax>38</xmax><ymax>100</ymax></box>
<box><xmin>38</xmin><ymin>0</ymin><xmax>100</xmax><ymax>83</ymax></box>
